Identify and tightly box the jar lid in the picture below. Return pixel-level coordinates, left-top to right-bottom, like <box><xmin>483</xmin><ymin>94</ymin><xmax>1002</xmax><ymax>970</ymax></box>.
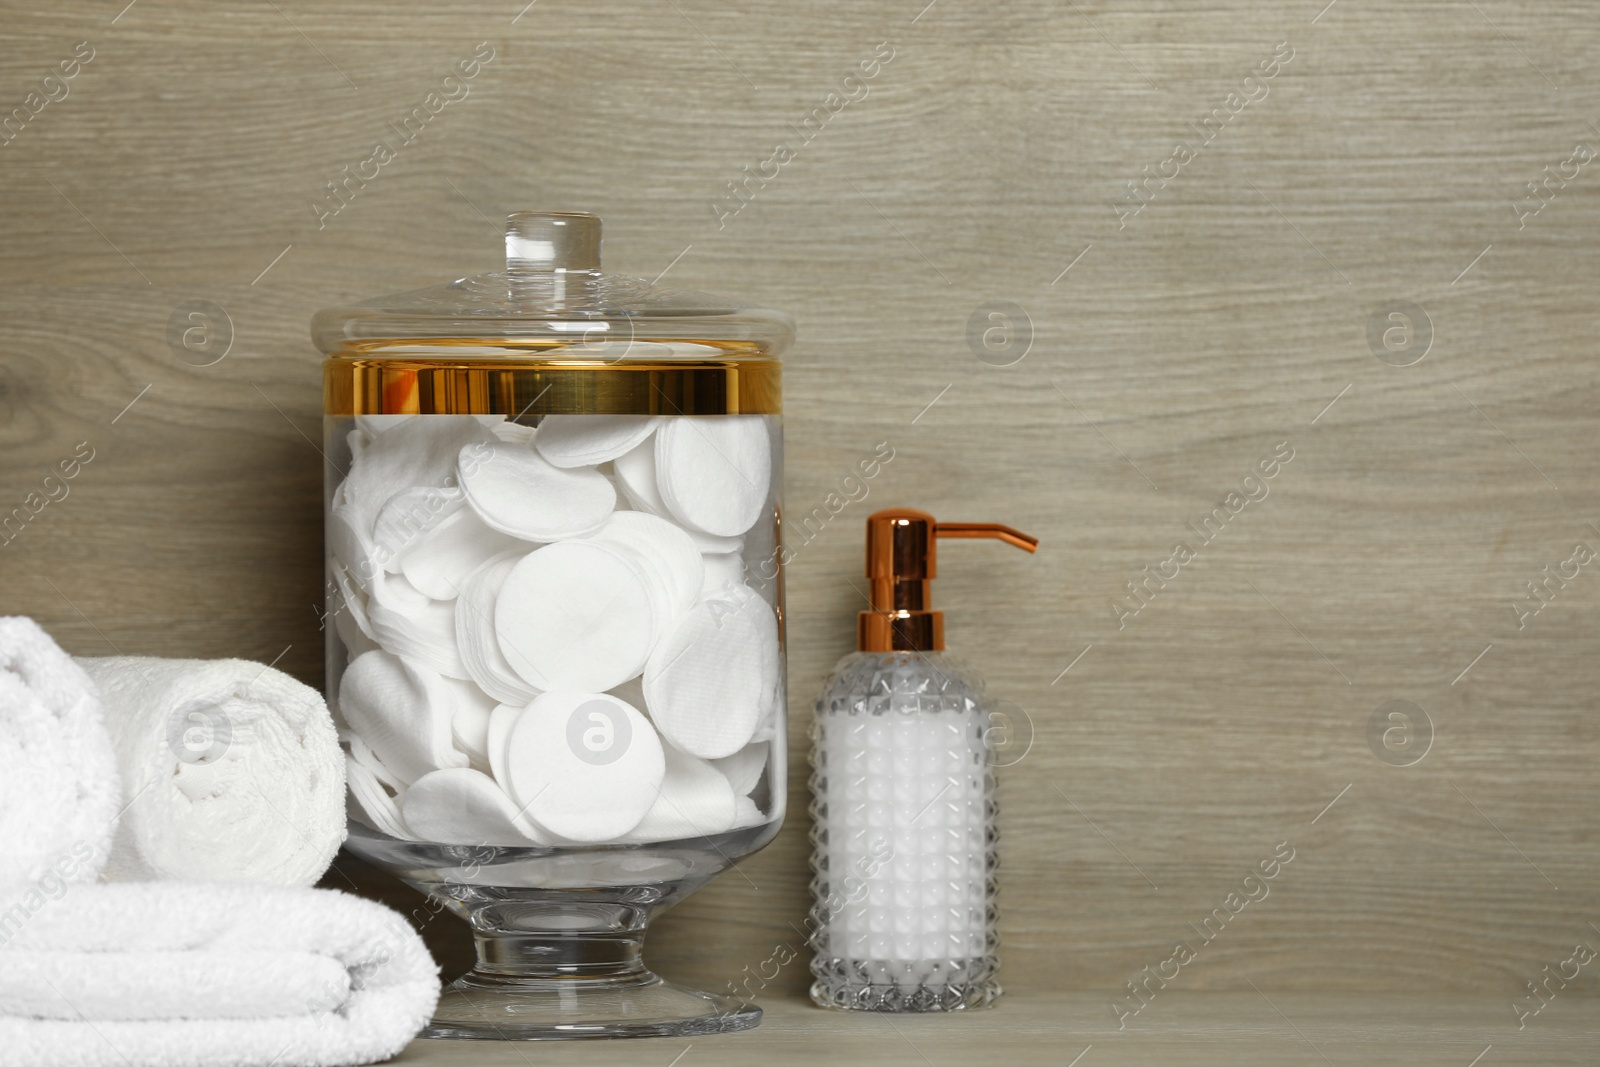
<box><xmin>311</xmin><ymin>211</ymin><xmax>794</xmax><ymax>356</ymax></box>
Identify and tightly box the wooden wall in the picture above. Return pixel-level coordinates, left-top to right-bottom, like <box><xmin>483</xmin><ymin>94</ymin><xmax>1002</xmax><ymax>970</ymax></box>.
<box><xmin>3</xmin><ymin>0</ymin><xmax>1597</xmax><ymax>1002</ymax></box>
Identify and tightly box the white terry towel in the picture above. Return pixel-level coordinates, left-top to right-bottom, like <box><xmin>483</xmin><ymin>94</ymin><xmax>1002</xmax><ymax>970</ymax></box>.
<box><xmin>75</xmin><ymin>657</ymin><xmax>345</xmax><ymax>886</ymax></box>
<box><xmin>0</xmin><ymin>618</ymin><xmax>120</xmax><ymax>894</ymax></box>
<box><xmin>0</xmin><ymin>881</ymin><xmax>440</xmax><ymax>1067</ymax></box>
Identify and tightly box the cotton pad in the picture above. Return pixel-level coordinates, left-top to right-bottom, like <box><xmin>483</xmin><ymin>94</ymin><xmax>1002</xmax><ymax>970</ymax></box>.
<box><xmin>367</xmin><ymin>571</ymin><xmax>467</xmax><ymax>680</ymax></box>
<box><xmin>614</xmin><ymin>437</ymin><xmax>668</xmax><ymax>515</ymax></box>
<box><xmin>371</xmin><ymin>485</ymin><xmax>465</xmax><ymax>570</ymax></box>
<box><xmin>711</xmin><ymin>740</ymin><xmax>768</xmax><ymax>797</ymax></box>
<box><xmin>345</xmin><ymin>752</ymin><xmax>411</xmax><ymax>840</ymax></box>
<box><xmin>327</xmin><ymin>506</ymin><xmax>383</xmax><ymax>593</ymax></box>
<box><xmin>642</xmin><ymin>588</ymin><xmax>779</xmax><ymax>759</ymax></box>
<box><xmin>347</xmin><ymin>734</ymin><xmax>404</xmax><ymax>793</ymax></box>
<box><xmin>654</xmin><ymin>416</ymin><xmax>772</xmax><ymax>538</ymax></box>
<box><xmin>343</xmin><ymin>415</ymin><xmax>497</xmax><ymax>535</ymax></box>
<box><xmin>492</xmin><ymin>419</ymin><xmax>538</xmax><ymax>445</ymax></box>
<box><xmin>534</xmin><ymin>415</ymin><xmax>660</xmax><ymax>469</ymax></box>
<box><xmin>441</xmin><ymin>676</ymin><xmax>496</xmax><ymax>769</ymax></box>
<box><xmin>402</xmin><ymin>767</ymin><xmax>554</xmax><ymax>847</ymax></box>
<box><xmin>397</xmin><ymin>505</ymin><xmax>523</xmax><ymax>600</ymax></box>
<box><xmin>618</xmin><ymin>742</ymin><xmax>737</xmax><ymax>843</ymax></box>
<box><xmin>354</xmin><ymin>413</ymin><xmax>417</xmax><ymax>436</ymax></box>
<box><xmin>331</xmin><ymin>587</ymin><xmax>381</xmax><ymax>661</ymax></box>
<box><xmin>755</xmin><ymin>666</ymin><xmax>782</xmax><ymax>740</ymax></box>
<box><xmin>731</xmin><ymin>795</ymin><xmax>765</xmax><ymax>831</ymax></box>
<box><xmin>485</xmin><ymin>702</ymin><xmax>523</xmax><ymax>793</ymax></box>
<box><xmin>685</xmin><ymin>528</ymin><xmax>745</xmax><ymax>554</ymax></box>
<box><xmin>336</xmin><ymin>650</ymin><xmax>469</xmax><ymax>785</ymax></box>
<box><xmin>501</xmin><ymin>691</ymin><xmax>664</xmax><ymax>843</ymax></box>
<box><xmin>615</xmin><ymin>439</ymin><xmax>745</xmax><ymax>552</ymax></box>
<box><xmin>329</xmin><ymin>560</ymin><xmax>378</xmax><ymax>644</ymax></box>
<box><xmin>459</xmin><ymin>440</ymin><xmax>615</xmax><ymax>541</ymax></box>
<box><xmin>495</xmin><ymin>541</ymin><xmax>656</xmax><ymax>693</ymax></box>
<box><xmin>589</xmin><ymin>511</ymin><xmax>704</xmax><ymax>634</ymax></box>
<box><xmin>699</xmin><ymin>551</ymin><xmax>746</xmax><ymax>601</ymax></box>
<box><xmin>454</xmin><ymin>553</ymin><xmax>543</xmax><ymax>706</ymax></box>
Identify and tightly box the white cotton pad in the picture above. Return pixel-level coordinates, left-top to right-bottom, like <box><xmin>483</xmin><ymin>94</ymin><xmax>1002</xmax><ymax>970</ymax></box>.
<box><xmin>699</xmin><ymin>551</ymin><xmax>746</xmax><ymax>601</ymax></box>
<box><xmin>346</xmin><ymin>751</ymin><xmax>412</xmax><ymax>840</ymax></box>
<box><xmin>615</xmin><ymin>439</ymin><xmax>745</xmax><ymax>552</ymax></box>
<box><xmin>756</xmin><ymin>688</ymin><xmax>785</xmax><ymax>798</ymax></box>
<box><xmin>589</xmin><ymin>511</ymin><xmax>704</xmax><ymax>633</ymax></box>
<box><xmin>347</xmin><ymin>734</ymin><xmax>404</xmax><ymax>793</ymax></box>
<box><xmin>459</xmin><ymin>440</ymin><xmax>616</xmax><ymax>541</ymax></box>
<box><xmin>329</xmin><ymin>560</ymin><xmax>378</xmax><ymax>644</ymax></box>
<box><xmin>402</xmin><ymin>767</ymin><xmax>554</xmax><ymax>847</ymax></box>
<box><xmin>336</xmin><ymin>650</ymin><xmax>469</xmax><ymax>785</ymax></box>
<box><xmin>455</xmin><ymin>553</ymin><xmax>543</xmax><ymax>706</ymax></box>
<box><xmin>328</xmin><ymin>505</ymin><xmax>384</xmax><ymax>593</ymax></box>
<box><xmin>501</xmin><ymin>691</ymin><xmax>665</xmax><ymax>843</ymax></box>
<box><xmin>693</xmin><ymin>528</ymin><xmax>746</xmax><ymax>555</ymax></box>
<box><xmin>485</xmin><ymin>702</ymin><xmax>523</xmax><ymax>793</ymax></box>
<box><xmin>618</xmin><ymin>742</ymin><xmax>737</xmax><ymax>843</ymax></box>
<box><xmin>342</xmin><ymin>427</ymin><xmax>369</xmax><ymax>488</ymax></box>
<box><xmin>372</xmin><ymin>485</ymin><xmax>465</xmax><ymax>570</ymax></box>
<box><xmin>495</xmin><ymin>541</ymin><xmax>656</xmax><ymax>693</ymax></box>
<box><xmin>748</xmin><ymin>685</ymin><xmax>781</xmax><ymax>746</ymax></box>
<box><xmin>398</xmin><ymin>505</ymin><xmax>523</xmax><ymax>600</ymax></box>
<box><xmin>712</xmin><ymin>741</ymin><xmax>768</xmax><ymax>798</ymax></box>
<box><xmin>343</xmin><ymin>415</ymin><xmax>498</xmax><ymax>535</ymax></box>
<box><xmin>534</xmin><ymin>415</ymin><xmax>661</xmax><ymax>469</ymax></box>
<box><xmin>614</xmin><ymin>437</ymin><xmax>668</xmax><ymax>515</ymax></box>
<box><xmin>492</xmin><ymin>420</ymin><xmax>538</xmax><ymax>445</ymax></box>
<box><xmin>367</xmin><ymin>571</ymin><xmax>467</xmax><ymax>680</ymax></box>
<box><xmin>354</xmin><ymin>413</ymin><xmax>417</xmax><ymax>436</ymax></box>
<box><xmin>686</xmin><ymin>528</ymin><xmax>745</xmax><ymax>554</ymax></box>
<box><xmin>653</xmin><ymin>416</ymin><xmax>772</xmax><ymax>538</ymax></box>
<box><xmin>643</xmin><ymin>588</ymin><xmax>778</xmax><ymax>759</ymax></box>
<box><xmin>442</xmin><ymin>676</ymin><xmax>496</xmax><ymax>769</ymax></box>
<box><xmin>332</xmin><ymin>589</ymin><xmax>381</xmax><ymax>661</ymax></box>
<box><xmin>731</xmin><ymin>795</ymin><xmax>765</xmax><ymax>830</ymax></box>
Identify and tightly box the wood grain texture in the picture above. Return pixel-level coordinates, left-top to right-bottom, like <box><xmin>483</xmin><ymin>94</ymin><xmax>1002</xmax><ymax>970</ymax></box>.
<box><xmin>1</xmin><ymin>0</ymin><xmax>1597</xmax><ymax>1008</ymax></box>
<box><xmin>389</xmin><ymin>993</ymin><xmax>1600</xmax><ymax>1066</ymax></box>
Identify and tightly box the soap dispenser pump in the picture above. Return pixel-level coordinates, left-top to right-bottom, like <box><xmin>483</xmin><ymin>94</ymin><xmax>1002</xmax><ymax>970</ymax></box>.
<box><xmin>808</xmin><ymin>508</ymin><xmax>1037</xmax><ymax>1012</ymax></box>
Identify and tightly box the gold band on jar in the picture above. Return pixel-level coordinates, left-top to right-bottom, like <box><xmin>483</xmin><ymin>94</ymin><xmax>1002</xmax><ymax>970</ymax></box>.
<box><xmin>324</xmin><ymin>354</ymin><xmax>782</xmax><ymax>417</ymax></box>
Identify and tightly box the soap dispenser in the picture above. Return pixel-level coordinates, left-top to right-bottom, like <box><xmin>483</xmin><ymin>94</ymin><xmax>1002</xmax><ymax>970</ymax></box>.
<box><xmin>808</xmin><ymin>508</ymin><xmax>1037</xmax><ymax>1012</ymax></box>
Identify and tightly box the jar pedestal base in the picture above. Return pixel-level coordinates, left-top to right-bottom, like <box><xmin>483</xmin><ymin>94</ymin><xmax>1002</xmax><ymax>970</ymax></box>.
<box><xmin>423</xmin><ymin>969</ymin><xmax>760</xmax><ymax>1041</ymax></box>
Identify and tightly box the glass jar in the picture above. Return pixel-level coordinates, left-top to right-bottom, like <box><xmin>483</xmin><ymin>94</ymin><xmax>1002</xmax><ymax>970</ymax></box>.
<box><xmin>314</xmin><ymin>212</ymin><xmax>791</xmax><ymax>1039</ymax></box>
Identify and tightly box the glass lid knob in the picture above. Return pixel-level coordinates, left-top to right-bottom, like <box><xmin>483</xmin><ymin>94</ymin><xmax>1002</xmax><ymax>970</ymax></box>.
<box><xmin>505</xmin><ymin>211</ymin><xmax>601</xmax><ymax>273</ymax></box>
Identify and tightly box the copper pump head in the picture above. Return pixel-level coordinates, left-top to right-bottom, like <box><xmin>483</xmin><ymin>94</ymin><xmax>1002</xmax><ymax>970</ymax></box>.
<box><xmin>857</xmin><ymin>508</ymin><xmax>1039</xmax><ymax>653</ymax></box>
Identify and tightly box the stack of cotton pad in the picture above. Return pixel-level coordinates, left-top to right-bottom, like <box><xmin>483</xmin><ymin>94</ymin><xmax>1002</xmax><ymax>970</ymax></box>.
<box><xmin>327</xmin><ymin>412</ymin><xmax>781</xmax><ymax>848</ymax></box>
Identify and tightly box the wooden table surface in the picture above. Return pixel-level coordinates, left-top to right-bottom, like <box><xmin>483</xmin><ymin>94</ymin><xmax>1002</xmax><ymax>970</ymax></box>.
<box><xmin>1</xmin><ymin>0</ymin><xmax>1597</xmax><ymax>1036</ymax></box>
<box><xmin>394</xmin><ymin>992</ymin><xmax>1600</xmax><ymax>1066</ymax></box>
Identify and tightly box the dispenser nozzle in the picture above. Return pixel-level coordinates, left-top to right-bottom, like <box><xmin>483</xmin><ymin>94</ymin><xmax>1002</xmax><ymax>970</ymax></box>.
<box><xmin>858</xmin><ymin>508</ymin><xmax>1038</xmax><ymax>652</ymax></box>
<box><xmin>934</xmin><ymin>523</ymin><xmax>1040</xmax><ymax>553</ymax></box>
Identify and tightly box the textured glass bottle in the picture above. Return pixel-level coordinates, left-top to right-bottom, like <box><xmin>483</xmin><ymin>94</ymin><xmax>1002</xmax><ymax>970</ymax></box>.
<box><xmin>808</xmin><ymin>509</ymin><xmax>1035</xmax><ymax>1012</ymax></box>
<box><xmin>809</xmin><ymin>650</ymin><xmax>997</xmax><ymax>1010</ymax></box>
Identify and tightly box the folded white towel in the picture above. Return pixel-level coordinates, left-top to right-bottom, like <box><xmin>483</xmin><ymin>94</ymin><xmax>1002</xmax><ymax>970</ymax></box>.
<box><xmin>0</xmin><ymin>618</ymin><xmax>120</xmax><ymax>895</ymax></box>
<box><xmin>0</xmin><ymin>881</ymin><xmax>439</xmax><ymax>1067</ymax></box>
<box><xmin>75</xmin><ymin>657</ymin><xmax>345</xmax><ymax>886</ymax></box>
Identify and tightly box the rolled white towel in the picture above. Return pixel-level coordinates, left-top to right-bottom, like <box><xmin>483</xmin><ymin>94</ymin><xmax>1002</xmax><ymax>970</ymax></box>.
<box><xmin>0</xmin><ymin>618</ymin><xmax>120</xmax><ymax>894</ymax></box>
<box><xmin>75</xmin><ymin>657</ymin><xmax>344</xmax><ymax>886</ymax></box>
<box><xmin>0</xmin><ymin>881</ymin><xmax>439</xmax><ymax>1067</ymax></box>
